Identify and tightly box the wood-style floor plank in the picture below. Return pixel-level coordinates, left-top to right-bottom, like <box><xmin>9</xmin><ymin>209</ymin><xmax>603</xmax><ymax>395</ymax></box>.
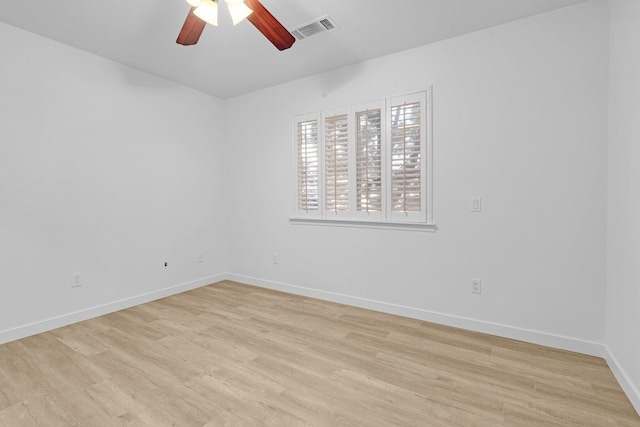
<box><xmin>0</xmin><ymin>280</ymin><xmax>638</xmax><ymax>426</ymax></box>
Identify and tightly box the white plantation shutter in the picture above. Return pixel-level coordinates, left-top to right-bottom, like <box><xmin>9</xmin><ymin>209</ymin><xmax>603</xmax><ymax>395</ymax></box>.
<box><xmin>324</xmin><ymin>113</ymin><xmax>349</xmax><ymax>213</ymax></box>
<box><xmin>292</xmin><ymin>89</ymin><xmax>432</xmax><ymax>229</ymax></box>
<box><xmin>355</xmin><ymin>106</ymin><xmax>383</xmax><ymax>216</ymax></box>
<box><xmin>296</xmin><ymin>116</ymin><xmax>320</xmax><ymax>213</ymax></box>
<box><xmin>389</xmin><ymin>92</ymin><xmax>426</xmax><ymax>222</ymax></box>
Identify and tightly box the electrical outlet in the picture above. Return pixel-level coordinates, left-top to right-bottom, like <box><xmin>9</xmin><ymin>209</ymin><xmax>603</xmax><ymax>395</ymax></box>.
<box><xmin>471</xmin><ymin>197</ymin><xmax>482</xmax><ymax>213</ymax></box>
<box><xmin>471</xmin><ymin>278</ymin><xmax>482</xmax><ymax>294</ymax></box>
<box><xmin>72</xmin><ymin>272</ymin><xmax>82</xmax><ymax>288</ymax></box>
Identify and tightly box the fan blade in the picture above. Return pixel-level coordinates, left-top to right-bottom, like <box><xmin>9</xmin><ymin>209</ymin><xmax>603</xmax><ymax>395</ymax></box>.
<box><xmin>177</xmin><ymin>8</ymin><xmax>206</xmax><ymax>46</ymax></box>
<box><xmin>245</xmin><ymin>0</ymin><xmax>295</xmax><ymax>51</ymax></box>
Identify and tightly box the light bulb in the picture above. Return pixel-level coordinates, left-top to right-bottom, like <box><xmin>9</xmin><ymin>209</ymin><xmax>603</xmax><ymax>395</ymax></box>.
<box><xmin>224</xmin><ymin>0</ymin><xmax>253</xmax><ymax>25</ymax></box>
<box><xmin>194</xmin><ymin>0</ymin><xmax>219</xmax><ymax>26</ymax></box>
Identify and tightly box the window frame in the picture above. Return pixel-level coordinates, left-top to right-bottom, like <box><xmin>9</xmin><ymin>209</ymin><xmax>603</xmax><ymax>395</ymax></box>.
<box><xmin>292</xmin><ymin>88</ymin><xmax>435</xmax><ymax>232</ymax></box>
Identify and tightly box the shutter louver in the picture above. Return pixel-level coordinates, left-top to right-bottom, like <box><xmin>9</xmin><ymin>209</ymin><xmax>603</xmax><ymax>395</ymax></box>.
<box><xmin>297</xmin><ymin>119</ymin><xmax>319</xmax><ymax>211</ymax></box>
<box><xmin>356</xmin><ymin>108</ymin><xmax>382</xmax><ymax>213</ymax></box>
<box><xmin>390</xmin><ymin>101</ymin><xmax>422</xmax><ymax>213</ymax></box>
<box><xmin>324</xmin><ymin>114</ymin><xmax>349</xmax><ymax>212</ymax></box>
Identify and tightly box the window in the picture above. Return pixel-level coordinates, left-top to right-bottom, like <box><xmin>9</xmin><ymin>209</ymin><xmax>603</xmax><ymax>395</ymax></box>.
<box><xmin>296</xmin><ymin>116</ymin><xmax>319</xmax><ymax>212</ymax></box>
<box><xmin>356</xmin><ymin>107</ymin><xmax>383</xmax><ymax>215</ymax></box>
<box><xmin>292</xmin><ymin>90</ymin><xmax>434</xmax><ymax>231</ymax></box>
<box><xmin>324</xmin><ymin>112</ymin><xmax>349</xmax><ymax>213</ymax></box>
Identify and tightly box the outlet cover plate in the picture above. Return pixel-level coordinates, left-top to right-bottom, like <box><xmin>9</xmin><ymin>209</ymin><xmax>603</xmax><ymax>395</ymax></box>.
<box><xmin>471</xmin><ymin>278</ymin><xmax>481</xmax><ymax>294</ymax></box>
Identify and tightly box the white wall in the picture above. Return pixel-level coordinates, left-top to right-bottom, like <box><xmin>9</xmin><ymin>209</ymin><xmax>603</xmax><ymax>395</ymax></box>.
<box><xmin>0</xmin><ymin>22</ymin><xmax>228</xmax><ymax>343</ymax></box>
<box><xmin>225</xmin><ymin>1</ymin><xmax>609</xmax><ymax>354</ymax></box>
<box><xmin>1</xmin><ymin>0</ymin><xmax>638</xmax><ymax>412</ymax></box>
<box><xmin>606</xmin><ymin>0</ymin><xmax>640</xmax><ymax>411</ymax></box>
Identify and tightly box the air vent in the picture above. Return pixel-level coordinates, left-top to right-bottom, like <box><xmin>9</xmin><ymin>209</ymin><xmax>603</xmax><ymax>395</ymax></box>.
<box><xmin>290</xmin><ymin>15</ymin><xmax>339</xmax><ymax>40</ymax></box>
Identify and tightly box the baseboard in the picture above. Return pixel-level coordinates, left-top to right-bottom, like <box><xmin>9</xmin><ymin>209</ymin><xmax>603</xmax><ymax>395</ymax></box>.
<box><xmin>2</xmin><ymin>272</ymin><xmax>631</xmax><ymax>412</ymax></box>
<box><xmin>605</xmin><ymin>346</ymin><xmax>640</xmax><ymax>415</ymax></box>
<box><xmin>2</xmin><ymin>272</ymin><xmax>605</xmax><ymax>358</ymax></box>
<box><xmin>0</xmin><ymin>274</ymin><xmax>226</xmax><ymax>346</ymax></box>
<box><xmin>227</xmin><ymin>273</ymin><xmax>605</xmax><ymax>358</ymax></box>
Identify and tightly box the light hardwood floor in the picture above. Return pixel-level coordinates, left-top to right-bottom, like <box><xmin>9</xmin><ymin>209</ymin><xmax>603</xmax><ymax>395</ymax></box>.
<box><xmin>0</xmin><ymin>280</ymin><xmax>638</xmax><ymax>426</ymax></box>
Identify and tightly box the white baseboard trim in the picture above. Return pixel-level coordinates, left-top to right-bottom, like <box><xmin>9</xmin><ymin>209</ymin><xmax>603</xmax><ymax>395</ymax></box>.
<box><xmin>226</xmin><ymin>273</ymin><xmax>605</xmax><ymax>358</ymax></box>
<box><xmin>1</xmin><ymin>272</ymin><xmax>606</xmax><ymax>358</ymax></box>
<box><xmin>3</xmin><ymin>272</ymin><xmax>633</xmax><ymax>413</ymax></box>
<box><xmin>604</xmin><ymin>346</ymin><xmax>640</xmax><ymax>415</ymax></box>
<box><xmin>0</xmin><ymin>274</ymin><xmax>226</xmax><ymax>346</ymax></box>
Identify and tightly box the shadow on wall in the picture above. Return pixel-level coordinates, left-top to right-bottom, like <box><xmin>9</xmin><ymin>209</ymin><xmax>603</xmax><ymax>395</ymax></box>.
<box><xmin>315</xmin><ymin>62</ymin><xmax>365</xmax><ymax>99</ymax></box>
<box><xmin>117</xmin><ymin>66</ymin><xmax>178</xmax><ymax>91</ymax></box>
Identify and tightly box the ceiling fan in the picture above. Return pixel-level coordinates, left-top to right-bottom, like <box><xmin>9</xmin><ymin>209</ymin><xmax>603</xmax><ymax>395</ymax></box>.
<box><xmin>176</xmin><ymin>0</ymin><xmax>296</xmax><ymax>51</ymax></box>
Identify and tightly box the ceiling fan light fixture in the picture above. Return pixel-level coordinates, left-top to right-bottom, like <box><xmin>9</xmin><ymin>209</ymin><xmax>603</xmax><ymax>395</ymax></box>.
<box><xmin>194</xmin><ymin>0</ymin><xmax>219</xmax><ymax>26</ymax></box>
<box><xmin>185</xmin><ymin>0</ymin><xmax>201</xmax><ymax>7</ymax></box>
<box><xmin>224</xmin><ymin>0</ymin><xmax>253</xmax><ymax>25</ymax></box>
<box><xmin>177</xmin><ymin>0</ymin><xmax>295</xmax><ymax>50</ymax></box>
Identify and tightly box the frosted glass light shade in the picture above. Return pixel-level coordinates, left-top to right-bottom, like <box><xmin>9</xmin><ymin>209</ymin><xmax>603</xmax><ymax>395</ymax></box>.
<box><xmin>225</xmin><ymin>0</ymin><xmax>253</xmax><ymax>25</ymax></box>
<box><xmin>186</xmin><ymin>0</ymin><xmax>201</xmax><ymax>7</ymax></box>
<box><xmin>194</xmin><ymin>0</ymin><xmax>219</xmax><ymax>26</ymax></box>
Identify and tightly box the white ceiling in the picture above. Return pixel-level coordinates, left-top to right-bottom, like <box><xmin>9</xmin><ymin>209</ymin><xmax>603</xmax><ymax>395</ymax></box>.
<box><xmin>0</xmin><ymin>0</ymin><xmax>585</xmax><ymax>99</ymax></box>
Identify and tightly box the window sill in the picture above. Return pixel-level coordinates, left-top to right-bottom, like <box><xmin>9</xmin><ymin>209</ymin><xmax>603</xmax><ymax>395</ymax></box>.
<box><xmin>289</xmin><ymin>217</ymin><xmax>438</xmax><ymax>232</ymax></box>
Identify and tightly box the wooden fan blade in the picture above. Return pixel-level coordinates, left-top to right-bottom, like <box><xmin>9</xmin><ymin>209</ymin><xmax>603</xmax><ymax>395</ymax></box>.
<box><xmin>177</xmin><ymin>8</ymin><xmax>206</xmax><ymax>46</ymax></box>
<box><xmin>245</xmin><ymin>0</ymin><xmax>295</xmax><ymax>51</ymax></box>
